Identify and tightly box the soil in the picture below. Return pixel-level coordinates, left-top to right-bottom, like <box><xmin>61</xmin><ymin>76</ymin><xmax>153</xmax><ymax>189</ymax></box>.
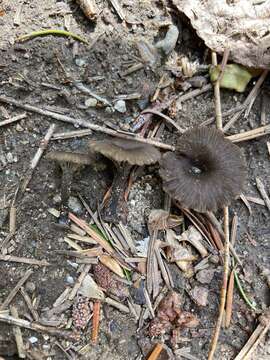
<box><xmin>0</xmin><ymin>1</ymin><xmax>269</xmax><ymax>359</ymax></box>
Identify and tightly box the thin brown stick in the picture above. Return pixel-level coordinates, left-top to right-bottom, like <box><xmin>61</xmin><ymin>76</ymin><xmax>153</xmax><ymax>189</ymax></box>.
<box><xmin>0</xmin><ymin>255</ymin><xmax>49</xmax><ymax>266</ymax></box>
<box><xmin>208</xmin><ymin>207</ymin><xmax>230</xmax><ymax>360</ymax></box>
<box><xmin>211</xmin><ymin>52</ymin><xmax>222</xmax><ymax>129</ymax></box>
<box><xmin>0</xmin><ymin>95</ymin><xmax>174</xmax><ymax>150</ymax></box>
<box><xmin>141</xmin><ymin>109</ymin><xmax>185</xmax><ymax>133</ymax></box>
<box><xmin>91</xmin><ymin>300</ymin><xmax>101</xmax><ymax>345</ymax></box>
<box><xmin>0</xmin><ymin>313</ymin><xmax>75</xmax><ymax>340</ymax></box>
<box><xmin>225</xmin><ymin>269</ymin><xmax>234</xmax><ymax>328</ymax></box>
<box><xmin>224</xmin><ymin>70</ymin><xmax>269</xmax><ymax>132</ymax></box>
<box><xmin>177</xmin><ymin>84</ymin><xmax>212</xmax><ymax>103</ymax></box>
<box><xmin>10</xmin><ymin>306</ymin><xmax>25</xmax><ymax>358</ymax></box>
<box><xmin>0</xmin><ymin>113</ymin><xmax>27</xmax><ymax>127</ymax></box>
<box><xmin>234</xmin><ymin>309</ymin><xmax>270</xmax><ymax>360</ymax></box>
<box><xmin>256</xmin><ymin>177</ymin><xmax>270</xmax><ymax>212</ymax></box>
<box><xmin>148</xmin><ymin>343</ymin><xmax>164</xmax><ymax>360</ymax></box>
<box><xmin>227</xmin><ymin>124</ymin><xmax>270</xmax><ymax>143</ymax></box>
<box><xmin>20</xmin><ymin>287</ymin><xmax>39</xmax><ymax>321</ymax></box>
<box><xmin>21</xmin><ymin>123</ymin><xmax>56</xmax><ymax>193</ymax></box>
<box><xmin>52</xmin><ymin>129</ymin><xmax>92</xmax><ymax>140</ymax></box>
<box><xmin>9</xmin><ymin>206</ymin><xmax>16</xmax><ymax>235</ymax></box>
<box><xmin>0</xmin><ymin>269</ymin><xmax>33</xmax><ymax>310</ymax></box>
<box><xmin>68</xmin><ymin>264</ymin><xmax>91</xmax><ymax>301</ymax></box>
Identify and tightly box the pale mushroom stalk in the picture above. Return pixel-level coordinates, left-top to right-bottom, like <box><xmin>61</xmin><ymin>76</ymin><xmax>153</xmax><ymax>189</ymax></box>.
<box><xmin>46</xmin><ymin>151</ymin><xmax>93</xmax><ymax>207</ymax></box>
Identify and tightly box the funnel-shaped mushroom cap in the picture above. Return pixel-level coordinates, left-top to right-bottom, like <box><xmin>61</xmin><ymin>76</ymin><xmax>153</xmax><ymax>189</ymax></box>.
<box><xmin>89</xmin><ymin>137</ymin><xmax>161</xmax><ymax>166</ymax></box>
<box><xmin>46</xmin><ymin>151</ymin><xmax>93</xmax><ymax>166</ymax></box>
<box><xmin>159</xmin><ymin>127</ymin><xmax>246</xmax><ymax>212</ymax></box>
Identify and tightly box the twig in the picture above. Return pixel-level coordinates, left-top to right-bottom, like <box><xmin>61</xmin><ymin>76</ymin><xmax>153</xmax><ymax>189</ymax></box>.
<box><xmin>227</xmin><ymin>124</ymin><xmax>270</xmax><ymax>143</ymax></box>
<box><xmin>68</xmin><ymin>264</ymin><xmax>91</xmax><ymax>301</ymax></box>
<box><xmin>0</xmin><ymin>255</ymin><xmax>49</xmax><ymax>266</ymax></box>
<box><xmin>9</xmin><ymin>206</ymin><xmax>16</xmax><ymax>235</ymax></box>
<box><xmin>211</xmin><ymin>52</ymin><xmax>223</xmax><ymax>129</ymax></box>
<box><xmin>91</xmin><ymin>300</ymin><xmax>101</xmax><ymax>345</ymax></box>
<box><xmin>73</xmin><ymin>81</ymin><xmax>111</xmax><ymax>107</ymax></box>
<box><xmin>208</xmin><ymin>207</ymin><xmax>230</xmax><ymax>360</ymax></box>
<box><xmin>234</xmin><ymin>309</ymin><xmax>270</xmax><ymax>360</ymax></box>
<box><xmin>0</xmin><ymin>113</ymin><xmax>27</xmax><ymax>127</ymax></box>
<box><xmin>0</xmin><ymin>313</ymin><xmax>75</xmax><ymax>340</ymax></box>
<box><xmin>20</xmin><ymin>287</ymin><xmax>39</xmax><ymax>321</ymax></box>
<box><xmin>52</xmin><ymin>129</ymin><xmax>92</xmax><ymax>140</ymax></box>
<box><xmin>256</xmin><ymin>177</ymin><xmax>270</xmax><ymax>212</ymax></box>
<box><xmin>10</xmin><ymin>306</ymin><xmax>25</xmax><ymax>358</ymax></box>
<box><xmin>147</xmin><ymin>343</ymin><xmax>164</xmax><ymax>360</ymax></box>
<box><xmin>109</xmin><ymin>0</ymin><xmax>126</xmax><ymax>21</ymax></box>
<box><xmin>201</xmin><ymin>105</ymin><xmax>245</xmax><ymax>127</ymax></box>
<box><xmin>223</xmin><ymin>70</ymin><xmax>269</xmax><ymax>132</ymax></box>
<box><xmin>21</xmin><ymin>124</ymin><xmax>56</xmax><ymax>193</ymax></box>
<box><xmin>0</xmin><ymin>95</ymin><xmax>174</xmax><ymax>150</ymax></box>
<box><xmin>0</xmin><ymin>269</ymin><xmax>33</xmax><ymax>310</ymax></box>
<box><xmin>105</xmin><ymin>297</ymin><xmax>130</xmax><ymax>313</ymax></box>
<box><xmin>141</xmin><ymin>109</ymin><xmax>185</xmax><ymax>133</ymax></box>
<box><xmin>225</xmin><ymin>269</ymin><xmax>235</xmax><ymax>328</ymax></box>
<box><xmin>177</xmin><ymin>84</ymin><xmax>212</xmax><ymax>103</ymax></box>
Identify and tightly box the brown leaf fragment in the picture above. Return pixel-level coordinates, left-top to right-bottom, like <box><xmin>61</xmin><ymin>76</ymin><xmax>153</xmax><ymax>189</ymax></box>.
<box><xmin>173</xmin><ymin>0</ymin><xmax>270</xmax><ymax>68</ymax></box>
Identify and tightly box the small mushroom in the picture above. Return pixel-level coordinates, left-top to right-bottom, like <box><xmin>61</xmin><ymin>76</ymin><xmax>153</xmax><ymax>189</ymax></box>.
<box><xmin>89</xmin><ymin>137</ymin><xmax>161</xmax><ymax>223</ymax></box>
<box><xmin>46</xmin><ymin>151</ymin><xmax>93</xmax><ymax>206</ymax></box>
<box><xmin>159</xmin><ymin>127</ymin><xmax>246</xmax><ymax>212</ymax></box>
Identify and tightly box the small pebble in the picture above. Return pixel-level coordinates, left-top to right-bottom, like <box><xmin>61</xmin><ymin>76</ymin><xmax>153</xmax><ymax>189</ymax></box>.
<box><xmin>68</xmin><ymin>196</ymin><xmax>83</xmax><ymax>215</ymax></box>
<box><xmin>75</xmin><ymin>58</ymin><xmax>86</xmax><ymax>67</ymax></box>
<box><xmin>85</xmin><ymin>98</ymin><xmax>98</xmax><ymax>108</ymax></box>
<box><xmin>66</xmin><ymin>275</ymin><xmax>74</xmax><ymax>284</ymax></box>
<box><xmin>114</xmin><ymin>100</ymin><xmax>126</xmax><ymax>113</ymax></box>
<box><xmin>28</xmin><ymin>336</ymin><xmax>38</xmax><ymax>344</ymax></box>
<box><xmin>196</xmin><ymin>269</ymin><xmax>215</xmax><ymax>284</ymax></box>
<box><xmin>25</xmin><ymin>281</ymin><xmax>36</xmax><ymax>293</ymax></box>
<box><xmin>52</xmin><ymin>194</ymin><xmax>62</xmax><ymax>205</ymax></box>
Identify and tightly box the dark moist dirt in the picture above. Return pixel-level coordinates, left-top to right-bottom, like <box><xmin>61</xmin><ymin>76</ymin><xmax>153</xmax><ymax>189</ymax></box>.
<box><xmin>0</xmin><ymin>1</ymin><xmax>269</xmax><ymax>359</ymax></box>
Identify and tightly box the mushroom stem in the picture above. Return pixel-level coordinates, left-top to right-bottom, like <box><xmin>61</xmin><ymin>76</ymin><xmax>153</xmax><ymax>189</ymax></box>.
<box><xmin>61</xmin><ymin>167</ymin><xmax>74</xmax><ymax>205</ymax></box>
<box><xmin>103</xmin><ymin>164</ymin><xmax>132</xmax><ymax>223</ymax></box>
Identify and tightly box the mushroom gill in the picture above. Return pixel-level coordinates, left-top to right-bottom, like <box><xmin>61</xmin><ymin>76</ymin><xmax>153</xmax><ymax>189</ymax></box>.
<box><xmin>159</xmin><ymin>127</ymin><xmax>247</xmax><ymax>212</ymax></box>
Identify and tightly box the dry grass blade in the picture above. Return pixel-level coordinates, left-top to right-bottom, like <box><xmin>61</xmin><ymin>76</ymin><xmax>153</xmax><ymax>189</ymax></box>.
<box><xmin>234</xmin><ymin>309</ymin><xmax>270</xmax><ymax>360</ymax></box>
<box><xmin>91</xmin><ymin>300</ymin><xmax>101</xmax><ymax>345</ymax></box>
<box><xmin>208</xmin><ymin>207</ymin><xmax>230</xmax><ymax>360</ymax></box>
<box><xmin>99</xmin><ymin>255</ymin><xmax>124</xmax><ymax>278</ymax></box>
<box><xmin>211</xmin><ymin>51</ymin><xmax>223</xmax><ymax>129</ymax></box>
<box><xmin>0</xmin><ymin>313</ymin><xmax>75</xmax><ymax>340</ymax></box>
<box><xmin>0</xmin><ymin>255</ymin><xmax>49</xmax><ymax>266</ymax></box>
<box><xmin>227</xmin><ymin>124</ymin><xmax>270</xmax><ymax>143</ymax></box>
<box><xmin>147</xmin><ymin>343</ymin><xmax>164</xmax><ymax>360</ymax></box>
<box><xmin>225</xmin><ymin>269</ymin><xmax>235</xmax><ymax>328</ymax></box>
<box><xmin>68</xmin><ymin>213</ymin><xmax>114</xmax><ymax>255</ymax></box>
<box><xmin>10</xmin><ymin>306</ymin><xmax>25</xmax><ymax>358</ymax></box>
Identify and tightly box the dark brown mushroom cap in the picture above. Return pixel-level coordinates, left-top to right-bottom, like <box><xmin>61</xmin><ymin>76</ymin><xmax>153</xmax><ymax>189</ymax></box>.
<box><xmin>159</xmin><ymin>127</ymin><xmax>247</xmax><ymax>212</ymax></box>
<box><xmin>89</xmin><ymin>137</ymin><xmax>161</xmax><ymax>166</ymax></box>
<box><xmin>45</xmin><ymin>151</ymin><xmax>93</xmax><ymax>166</ymax></box>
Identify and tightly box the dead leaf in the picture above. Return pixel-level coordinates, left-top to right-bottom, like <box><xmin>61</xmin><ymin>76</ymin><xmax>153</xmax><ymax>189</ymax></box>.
<box><xmin>173</xmin><ymin>0</ymin><xmax>270</xmax><ymax>68</ymax></box>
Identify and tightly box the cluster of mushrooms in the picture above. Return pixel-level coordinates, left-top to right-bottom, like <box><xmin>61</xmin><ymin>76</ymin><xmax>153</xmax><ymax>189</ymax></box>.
<box><xmin>46</xmin><ymin>127</ymin><xmax>246</xmax><ymax>223</ymax></box>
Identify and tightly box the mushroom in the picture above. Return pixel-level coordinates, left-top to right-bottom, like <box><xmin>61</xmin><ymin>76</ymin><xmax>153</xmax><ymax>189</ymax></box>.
<box><xmin>89</xmin><ymin>137</ymin><xmax>161</xmax><ymax>223</ymax></box>
<box><xmin>159</xmin><ymin>127</ymin><xmax>246</xmax><ymax>212</ymax></box>
<box><xmin>46</xmin><ymin>151</ymin><xmax>94</xmax><ymax>206</ymax></box>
